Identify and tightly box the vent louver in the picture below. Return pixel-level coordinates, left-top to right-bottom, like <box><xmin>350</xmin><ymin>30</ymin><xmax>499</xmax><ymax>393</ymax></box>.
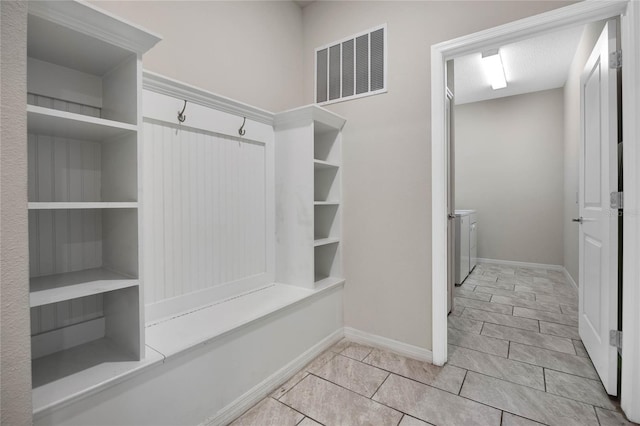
<box><xmin>315</xmin><ymin>24</ymin><xmax>387</xmax><ymax>105</ymax></box>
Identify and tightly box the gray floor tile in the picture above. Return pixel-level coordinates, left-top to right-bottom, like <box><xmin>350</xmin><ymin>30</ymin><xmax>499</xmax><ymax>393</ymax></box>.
<box><xmin>481</xmin><ymin>323</ymin><xmax>575</xmax><ymax>354</ymax></box>
<box><xmin>271</xmin><ymin>370</ymin><xmax>309</xmax><ymax>400</ymax></box>
<box><xmin>474</xmin><ymin>286</ymin><xmax>536</xmax><ymax>301</ymax></box>
<box><xmin>468</xmin><ymin>280</ymin><xmax>516</xmax><ymax>291</ymax></box>
<box><xmin>447</xmin><ymin>344</ymin><xmax>544</xmax><ymax>390</ymax></box>
<box><xmin>364</xmin><ymin>347</ymin><xmax>466</xmax><ymax>394</ymax></box>
<box><xmin>454</xmin><ymin>297</ymin><xmax>513</xmax><ymax>315</ymax></box>
<box><xmin>458</xmin><ymin>283</ymin><xmax>476</xmax><ymax>291</ymax></box>
<box><xmin>314</xmin><ymin>354</ymin><xmax>389</xmax><ymax>397</ymax></box>
<box><xmin>573</xmin><ymin>340</ymin><xmax>588</xmax><ymax>358</ymax></box>
<box><xmin>534</xmin><ymin>293</ymin><xmax>579</xmax><ymax>306</ymax></box>
<box><xmin>539</xmin><ymin>321</ymin><xmax>581</xmax><ymax>340</ymax></box>
<box><xmin>454</xmin><ymin>288</ymin><xmax>492</xmax><ymax>301</ymax></box>
<box><xmin>448</xmin><ymin>326</ymin><xmax>509</xmax><ymax>357</ymax></box>
<box><xmin>280</xmin><ymin>375</ymin><xmax>402</xmax><ymax>426</ymax></box>
<box><xmin>460</xmin><ymin>371</ymin><xmax>599</xmax><ymax>425</ymax></box>
<box><xmin>398</xmin><ymin>415</ymin><xmax>433</xmax><ymax>426</ymax></box>
<box><xmin>339</xmin><ymin>342</ymin><xmax>373</xmax><ymax>361</ymax></box>
<box><xmin>297</xmin><ymin>418</ymin><xmax>322</xmax><ymax>426</ymax></box>
<box><xmin>304</xmin><ymin>350</ymin><xmax>337</xmax><ymax>374</ymax></box>
<box><xmin>373</xmin><ymin>374</ymin><xmax>502</xmax><ymax>426</ymax></box>
<box><xmin>595</xmin><ymin>407</ymin><xmax>637</xmax><ymax>425</ymax></box>
<box><xmin>513</xmin><ymin>307</ymin><xmax>578</xmax><ymax>327</ymax></box>
<box><xmin>462</xmin><ymin>308</ymin><xmax>539</xmax><ymax>331</ymax></box>
<box><xmin>545</xmin><ymin>369</ymin><xmax>616</xmax><ymax>410</ymax></box>
<box><xmin>501</xmin><ymin>412</ymin><xmax>545</xmax><ymax>426</ymax></box>
<box><xmin>465</xmin><ymin>274</ymin><xmax>498</xmax><ymax>283</ymax></box>
<box><xmin>448</xmin><ymin>315</ymin><xmax>483</xmax><ymax>334</ymax></box>
<box><xmin>509</xmin><ymin>342</ymin><xmax>599</xmax><ymax>380</ymax></box>
<box><xmin>561</xmin><ymin>304</ymin><xmax>579</xmax><ymax>317</ymax></box>
<box><xmin>490</xmin><ymin>295</ymin><xmax>561</xmax><ymax>313</ymax></box>
<box><xmin>450</xmin><ymin>303</ymin><xmax>465</xmax><ymax>317</ymax></box>
<box><xmin>515</xmin><ymin>284</ymin><xmax>578</xmax><ymax>299</ymax></box>
<box><xmin>328</xmin><ymin>339</ymin><xmax>351</xmax><ymax>354</ymax></box>
<box><xmin>231</xmin><ymin>398</ymin><xmax>304</xmax><ymax>426</ymax></box>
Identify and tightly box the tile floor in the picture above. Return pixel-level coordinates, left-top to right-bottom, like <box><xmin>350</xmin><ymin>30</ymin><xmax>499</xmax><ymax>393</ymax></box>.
<box><xmin>230</xmin><ymin>264</ymin><xmax>636</xmax><ymax>426</ymax></box>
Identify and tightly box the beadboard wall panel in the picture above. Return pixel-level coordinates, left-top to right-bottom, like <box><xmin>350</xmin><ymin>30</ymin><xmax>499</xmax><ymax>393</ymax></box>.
<box><xmin>143</xmin><ymin>120</ymin><xmax>267</xmax><ymax>307</ymax></box>
<box><xmin>27</xmin><ymin>94</ymin><xmax>108</xmax><ymax>336</ymax></box>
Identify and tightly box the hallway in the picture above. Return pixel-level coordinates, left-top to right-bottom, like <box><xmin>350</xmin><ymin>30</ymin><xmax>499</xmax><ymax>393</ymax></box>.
<box><xmin>230</xmin><ymin>264</ymin><xmax>634</xmax><ymax>425</ymax></box>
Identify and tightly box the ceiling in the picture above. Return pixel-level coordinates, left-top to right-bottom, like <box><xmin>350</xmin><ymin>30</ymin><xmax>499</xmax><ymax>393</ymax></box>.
<box><xmin>454</xmin><ymin>25</ymin><xmax>585</xmax><ymax>105</ymax></box>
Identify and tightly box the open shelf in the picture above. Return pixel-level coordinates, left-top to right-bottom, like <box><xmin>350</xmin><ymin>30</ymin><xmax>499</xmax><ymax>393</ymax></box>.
<box><xmin>313</xmin><ymin>237</ymin><xmax>340</xmax><ymax>247</ymax></box>
<box><xmin>314</xmin><ymin>201</ymin><xmax>340</xmax><ymax>206</ymax></box>
<box><xmin>29</xmin><ymin>202</ymin><xmax>138</xmax><ymax>210</ymax></box>
<box><xmin>314</xmin><ymin>159</ymin><xmax>339</xmax><ymax>171</ymax></box>
<box><xmin>27</xmin><ymin>105</ymin><xmax>137</xmax><ymax>142</ymax></box>
<box><xmin>32</xmin><ymin>338</ymin><xmax>163</xmax><ymax>415</ymax></box>
<box><xmin>30</xmin><ymin>268</ymin><xmax>138</xmax><ymax>307</ymax></box>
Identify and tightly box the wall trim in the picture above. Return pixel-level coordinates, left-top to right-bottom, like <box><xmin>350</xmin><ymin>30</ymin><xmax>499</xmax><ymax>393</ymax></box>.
<box><xmin>143</xmin><ymin>71</ymin><xmax>275</xmax><ymax>125</ymax></box>
<box><xmin>200</xmin><ymin>328</ymin><xmax>344</xmax><ymax>426</ymax></box>
<box><xmin>343</xmin><ymin>327</ymin><xmax>433</xmax><ymax>363</ymax></box>
<box><xmin>563</xmin><ymin>268</ymin><xmax>578</xmax><ymax>290</ymax></box>
<box><xmin>477</xmin><ymin>258</ymin><xmax>564</xmax><ymax>271</ymax></box>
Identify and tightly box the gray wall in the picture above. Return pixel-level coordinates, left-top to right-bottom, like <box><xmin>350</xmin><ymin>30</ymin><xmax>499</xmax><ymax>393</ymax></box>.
<box><xmin>302</xmin><ymin>1</ymin><xmax>574</xmax><ymax>350</ymax></box>
<box><xmin>94</xmin><ymin>1</ymin><xmax>305</xmax><ymax>112</ymax></box>
<box><xmin>0</xmin><ymin>1</ymin><xmax>32</xmax><ymax>424</ymax></box>
<box><xmin>563</xmin><ymin>21</ymin><xmax>607</xmax><ymax>285</ymax></box>
<box><xmin>455</xmin><ymin>89</ymin><xmax>565</xmax><ymax>266</ymax></box>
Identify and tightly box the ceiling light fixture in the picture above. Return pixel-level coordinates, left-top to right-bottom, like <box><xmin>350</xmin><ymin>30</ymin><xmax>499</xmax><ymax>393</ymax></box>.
<box><xmin>482</xmin><ymin>50</ymin><xmax>507</xmax><ymax>90</ymax></box>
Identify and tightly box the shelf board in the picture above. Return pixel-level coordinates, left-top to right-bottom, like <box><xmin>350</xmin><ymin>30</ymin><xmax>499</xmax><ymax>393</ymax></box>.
<box><xmin>314</xmin><ymin>276</ymin><xmax>346</xmax><ymax>289</ymax></box>
<box><xmin>314</xmin><ymin>159</ymin><xmax>339</xmax><ymax>171</ymax></box>
<box><xmin>28</xmin><ymin>202</ymin><xmax>138</xmax><ymax>210</ymax></box>
<box><xmin>30</xmin><ymin>268</ymin><xmax>138</xmax><ymax>307</ymax></box>
<box><xmin>313</xmin><ymin>237</ymin><xmax>340</xmax><ymax>247</ymax></box>
<box><xmin>314</xmin><ymin>201</ymin><xmax>340</xmax><ymax>206</ymax></box>
<box><xmin>32</xmin><ymin>338</ymin><xmax>164</xmax><ymax>416</ymax></box>
<box><xmin>27</xmin><ymin>105</ymin><xmax>137</xmax><ymax>142</ymax></box>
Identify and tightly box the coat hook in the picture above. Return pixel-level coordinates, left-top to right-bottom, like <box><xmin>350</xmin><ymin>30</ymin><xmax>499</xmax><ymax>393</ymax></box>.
<box><xmin>238</xmin><ymin>117</ymin><xmax>246</xmax><ymax>136</ymax></box>
<box><xmin>178</xmin><ymin>100</ymin><xmax>187</xmax><ymax>123</ymax></box>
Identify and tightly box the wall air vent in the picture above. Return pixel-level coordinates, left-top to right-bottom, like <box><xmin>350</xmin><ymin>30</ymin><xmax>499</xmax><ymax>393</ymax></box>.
<box><xmin>315</xmin><ymin>24</ymin><xmax>387</xmax><ymax>105</ymax></box>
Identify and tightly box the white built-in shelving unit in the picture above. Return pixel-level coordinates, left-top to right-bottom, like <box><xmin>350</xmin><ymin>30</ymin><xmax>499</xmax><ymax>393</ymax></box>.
<box><xmin>26</xmin><ymin>1</ymin><xmax>160</xmax><ymax>413</ymax></box>
<box><xmin>275</xmin><ymin>106</ymin><xmax>345</xmax><ymax>289</ymax></box>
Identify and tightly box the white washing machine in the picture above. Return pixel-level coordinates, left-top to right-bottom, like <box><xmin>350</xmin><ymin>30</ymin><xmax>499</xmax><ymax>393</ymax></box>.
<box><xmin>455</xmin><ymin>210</ymin><xmax>477</xmax><ymax>284</ymax></box>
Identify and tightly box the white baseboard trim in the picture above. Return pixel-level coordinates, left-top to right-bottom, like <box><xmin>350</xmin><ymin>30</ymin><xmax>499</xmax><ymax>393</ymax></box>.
<box><xmin>477</xmin><ymin>258</ymin><xmax>564</xmax><ymax>271</ymax></box>
<box><xmin>563</xmin><ymin>267</ymin><xmax>578</xmax><ymax>289</ymax></box>
<box><xmin>201</xmin><ymin>328</ymin><xmax>344</xmax><ymax>426</ymax></box>
<box><xmin>344</xmin><ymin>327</ymin><xmax>433</xmax><ymax>363</ymax></box>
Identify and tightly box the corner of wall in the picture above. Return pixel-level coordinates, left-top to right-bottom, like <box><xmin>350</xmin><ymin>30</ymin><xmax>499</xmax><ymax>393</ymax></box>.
<box><xmin>0</xmin><ymin>1</ymin><xmax>33</xmax><ymax>424</ymax></box>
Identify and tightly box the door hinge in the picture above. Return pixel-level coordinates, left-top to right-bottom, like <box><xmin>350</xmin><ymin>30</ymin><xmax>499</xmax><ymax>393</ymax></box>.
<box><xmin>610</xmin><ymin>50</ymin><xmax>622</xmax><ymax>69</ymax></box>
<box><xmin>610</xmin><ymin>191</ymin><xmax>623</xmax><ymax>209</ymax></box>
<box><xmin>610</xmin><ymin>330</ymin><xmax>623</xmax><ymax>350</ymax></box>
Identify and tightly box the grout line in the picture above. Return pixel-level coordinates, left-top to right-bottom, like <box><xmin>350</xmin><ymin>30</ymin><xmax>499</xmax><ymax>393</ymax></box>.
<box><xmin>543</xmin><ymin>368</ymin><xmax>547</xmax><ymax>392</ymax></box>
<box><xmin>458</xmin><ymin>369</ymin><xmax>469</xmax><ymax>395</ymax></box>
<box><xmin>370</xmin><ymin>372</ymin><xmax>391</xmax><ymax>401</ymax></box>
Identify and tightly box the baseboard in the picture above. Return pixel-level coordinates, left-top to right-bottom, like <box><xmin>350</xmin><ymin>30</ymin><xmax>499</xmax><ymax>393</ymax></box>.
<box><xmin>563</xmin><ymin>267</ymin><xmax>578</xmax><ymax>289</ymax></box>
<box><xmin>477</xmin><ymin>258</ymin><xmax>564</xmax><ymax>271</ymax></box>
<box><xmin>201</xmin><ymin>328</ymin><xmax>344</xmax><ymax>426</ymax></box>
<box><xmin>343</xmin><ymin>327</ymin><xmax>433</xmax><ymax>363</ymax></box>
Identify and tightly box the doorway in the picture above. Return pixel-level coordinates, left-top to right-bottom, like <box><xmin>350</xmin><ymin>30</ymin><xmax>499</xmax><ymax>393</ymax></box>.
<box><xmin>431</xmin><ymin>1</ymin><xmax>640</xmax><ymax>422</ymax></box>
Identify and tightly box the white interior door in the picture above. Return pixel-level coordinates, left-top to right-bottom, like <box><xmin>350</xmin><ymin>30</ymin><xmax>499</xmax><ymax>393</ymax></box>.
<box><xmin>578</xmin><ymin>20</ymin><xmax>619</xmax><ymax>396</ymax></box>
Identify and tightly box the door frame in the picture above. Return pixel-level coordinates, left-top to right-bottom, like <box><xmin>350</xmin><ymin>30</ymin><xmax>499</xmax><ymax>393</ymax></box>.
<box><xmin>430</xmin><ymin>0</ymin><xmax>640</xmax><ymax>421</ymax></box>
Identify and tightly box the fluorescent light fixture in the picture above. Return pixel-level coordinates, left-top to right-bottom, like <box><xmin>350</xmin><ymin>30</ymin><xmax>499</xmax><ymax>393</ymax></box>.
<box><xmin>482</xmin><ymin>50</ymin><xmax>507</xmax><ymax>90</ymax></box>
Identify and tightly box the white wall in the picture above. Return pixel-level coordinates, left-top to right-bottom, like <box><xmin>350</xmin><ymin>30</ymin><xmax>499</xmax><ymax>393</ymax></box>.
<box><xmin>92</xmin><ymin>1</ymin><xmax>304</xmax><ymax>112</ymax></box>
<box><xmin>0</xmin><ymin>1</ymin><xmax>32</xmax><ymax>424</ymax></box>
<box><xmin>302</xmin><ymin>1</ymin><xmax>575</xmax><ymax>350</ymax></box>
<box><xmin>563</xmin><ymin>20</ymin><xmax>607</xmax><ymax>285</ymax></box>
<box><xmin>455</xmin><ymin>89</ymin><xmax>565</xmax><ymax>266</ymax></box>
